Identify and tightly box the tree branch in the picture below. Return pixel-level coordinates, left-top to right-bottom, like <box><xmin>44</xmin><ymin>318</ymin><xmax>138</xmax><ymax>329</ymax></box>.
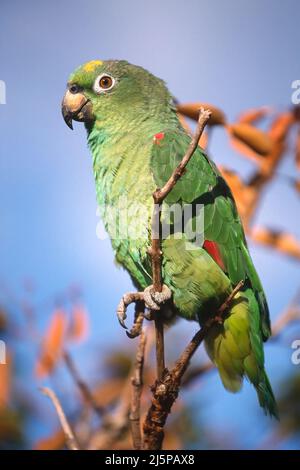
<box><xmin>63</xmin><ymin>350</ymin><xmax>105</xmax><ymax>418</ymax></box>
<box><xmin>40</xmin><ymin>386</ymin><xmax>80</xmax><ymax>450</ymax></box>
<box><xmin>130</xmin><ymin>330</ymin><xmax>146</xmax><ymax>449</ymax></box>
<box><xmin>142</xmin><ymin>280</ymin><xmax>244</xmax><ymax>450</ymax></box>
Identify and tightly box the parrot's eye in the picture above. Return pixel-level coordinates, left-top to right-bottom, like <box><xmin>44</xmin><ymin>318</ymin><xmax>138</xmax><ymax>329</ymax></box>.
<box><xmin>93</xmin><ymin>74</ymin><xmax>115</xmax><ymax>93</ymax></box>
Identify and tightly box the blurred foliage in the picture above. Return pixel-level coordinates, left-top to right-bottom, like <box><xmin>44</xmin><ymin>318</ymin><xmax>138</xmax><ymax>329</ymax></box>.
<box><xmin>277</xmin><ymin>373</ymin><xmax>300</xmax><ymax>438</ymax></box>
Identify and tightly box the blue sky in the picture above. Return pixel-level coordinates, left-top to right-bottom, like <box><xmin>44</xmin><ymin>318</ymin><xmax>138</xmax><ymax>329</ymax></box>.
<box><xmin>0</xmin><ymin>0</ymin><xmax>300</xmax><ymax>449</ymax></box>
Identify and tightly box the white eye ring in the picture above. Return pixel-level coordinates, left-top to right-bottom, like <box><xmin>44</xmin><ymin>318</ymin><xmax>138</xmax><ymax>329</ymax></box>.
<box><xmin>93</xmin><ymin>73</ymin><xmax>116</xmax><ymax>94</ymax></box>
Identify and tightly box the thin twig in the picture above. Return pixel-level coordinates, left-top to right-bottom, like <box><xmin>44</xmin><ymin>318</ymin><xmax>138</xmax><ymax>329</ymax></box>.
<box><xmin>143</xmin><ymin>280</ymin><xmax>243</xmax><ymax>450</ymax></box>
<box><xmin>130</xmin><ymin>330</ymin><xmax>146</xmax><ymax>449</ymax></box>
<box><xmin>40</xmin><ymin>386</ymin><xmax>80</xmax><ymax>450</ymax></box>
<box><xmin>63</xmin><ymin>350</ymin><xmax>105</xmax><ymax>417</ymax></box>
<box><xmin>149</xmin><ymin>107</ymin><xmax>212</xmax><ymax>381</ymax></box>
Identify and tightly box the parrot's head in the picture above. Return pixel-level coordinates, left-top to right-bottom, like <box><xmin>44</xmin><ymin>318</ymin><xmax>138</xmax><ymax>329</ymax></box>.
<box><xmin>62</xmin><ymin>59</ymin><xmax>173</xmax><ymax>131</ymax></box>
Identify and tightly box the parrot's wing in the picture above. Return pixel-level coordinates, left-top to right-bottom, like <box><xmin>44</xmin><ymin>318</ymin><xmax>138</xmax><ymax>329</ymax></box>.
<box><xmin>150</xmin><ymin>129</ymin><xmax>271</xmax><ymax>339</ymax></box>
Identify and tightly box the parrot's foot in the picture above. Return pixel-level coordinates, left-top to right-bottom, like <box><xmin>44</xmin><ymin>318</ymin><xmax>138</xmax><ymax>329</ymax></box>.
<box><xmin>116</xmin><ymin>285</ymin><xmax>171</xmax><ymax>333</ymax></box>
<box><xmin>116</xmin><ymin>292</ymin><xmax>144</xmax><ymax>329</ymax></box>
<box><xmin>143</xmin><ymin>284</ymin><xmax>172</xmax><ymax>311</ymax></box>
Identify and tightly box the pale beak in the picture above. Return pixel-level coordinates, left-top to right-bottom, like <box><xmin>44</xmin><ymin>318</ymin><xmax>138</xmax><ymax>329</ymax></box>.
<box><xmin>61</xmin><ymin>90</ymin><xmax>93</xmax><ymax>130</ymax></box>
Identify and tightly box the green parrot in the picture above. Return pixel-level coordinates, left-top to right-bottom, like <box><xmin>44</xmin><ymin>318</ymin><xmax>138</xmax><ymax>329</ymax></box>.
<box><xmin>62</xmin><ymin>59</ymin><xmax>278</xmax><ymax>418</ymax></box>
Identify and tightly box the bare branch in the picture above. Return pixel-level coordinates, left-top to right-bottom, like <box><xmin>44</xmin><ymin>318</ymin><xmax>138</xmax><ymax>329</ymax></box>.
<box><xmin>130</xmin><ymin>330</ymin><xmax>146</xmax><ymax>449</ymax></box>
<box><xmin>63</xmin><ymin>350</ymin><xmax>105</xmax><ymax>418</ymax></box>
<box><xmin>40</xmin><ymin>386</ymin><xmax>80</xmax><ymax>450</ymax></box>
<box><xmin>143</xmin><ymin>280</ymin><xmax>244</xmax><ymax>450</ymax></box>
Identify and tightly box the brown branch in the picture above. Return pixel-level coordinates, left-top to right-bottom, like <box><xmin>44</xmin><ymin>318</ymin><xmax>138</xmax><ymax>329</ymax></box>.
<box><xmin>130</xmin><ymin>330</ymin><xmax>146</xmax><ymax>449</ymax></box>
<box><xmin>87</xmin><ymin>377</ymin><xmax>132</xmax><ymax>450</ymax></box>
<box><xmin>40</xmin><ymin>386</ymin><xmax>80</xmax><ymax>450</ymax></box>
<box><xmin>149</xmin><ymin>107</ymin><xmax>212</xmax><ymax>380</ymax></box>
<box><xmin>143</xmin><ymin>280</ymin><xmax>244</xmax><ymax>450</ymax></box>
<box><xmin>62</xmin><ymin>350</ymin><xmax>105</xmax><ymax>418</ymax></box>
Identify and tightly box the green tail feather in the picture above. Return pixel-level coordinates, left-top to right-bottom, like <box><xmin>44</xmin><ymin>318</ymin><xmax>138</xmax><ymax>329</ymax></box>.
<box><xmin>255</xmin><ymin>371</ymin><xmax>279</xmax><ymax>419</ymax></box>
<box><xmin>204</xmin><ymin>291</ymin><xmax>278</xmax><ymax>419</ymax></box>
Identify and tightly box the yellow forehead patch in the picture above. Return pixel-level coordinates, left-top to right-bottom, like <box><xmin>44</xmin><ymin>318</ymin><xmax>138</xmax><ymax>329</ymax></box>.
<box><xmin>83</xmin><ymin>60</ymin><xmax>103</xmax><ymax>72</ymax></box>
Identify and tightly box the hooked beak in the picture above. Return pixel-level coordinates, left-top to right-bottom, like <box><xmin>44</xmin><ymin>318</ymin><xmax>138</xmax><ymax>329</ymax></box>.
<box><xmin>61</xmin><ymin>90</ymin><xmax>94</xmax><ymax>130</ymax></box>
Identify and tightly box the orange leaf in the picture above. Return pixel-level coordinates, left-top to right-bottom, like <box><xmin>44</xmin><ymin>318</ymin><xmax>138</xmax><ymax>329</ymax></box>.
<box><xmin>251</xmin><ymin>227</ymin><xmax>300</xmax><ymax>260</ymax></box>
<box><xmin>296</xmin><ymin>128</ymin><xmax>300</xmax><ymax>171</ymax></box>
<box><xmin>229</xmin><ymin>135</ymin><xmax>265</xmax><ymax>164</ymax></box>
<box><xmin>0</xmin><ymin>351</ymin><xmax>11</xmax><ymax>409</ymax></box>
<box><xmin>227</xmin><ymin>123</ymin><xmax>273</xmax><ymax>156</ymax></box>
<box><xmin>219</xmin><ymin>166</ymin><xmax>245</xmax><ymax>200</ymax></box>
<box><xmin>294</xmin><ymin>179</ymin><xmax>300</xmax><ymax>193</ymax></box>
<box><xmin>67</xmin><ymin>304</ymin><xmax>89</xmax><ymax>343</ymax></box>
<box><xmin>35</xmin><ymin>309</ymin><xmax>67</xmax><ymax>378</ymax></box>
<box><xmin>177</xmin><ymin>112</ymin><xmax>192</xmax><ymax>134</ymax></box>
<box><xmin>219</xmin><ymin>166</ymin><xmax>256</xmax><ymax>223</ymax></box>
<box><xmin>176</xmin><ymin>102</ymin><xmax>226</xmax><ymax>126</ymax></box>
<box><xmin>34</xmin><ymin>429</ymin><xmax>65</xmax><ymax>450</ymax></box>
<box><xmin>238</xmin><ymin>107</ymin><xmax>271</xmax><ymax>125</ymax></box>
<box><xmin>268</xmin><ymin>112</ymin><xmax>294</xmax><ymax>142</ymax></box>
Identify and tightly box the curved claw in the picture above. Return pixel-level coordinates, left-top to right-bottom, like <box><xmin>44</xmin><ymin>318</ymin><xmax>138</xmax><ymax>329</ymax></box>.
<box><xmin>126</xmin><ymin>311</ymin><xmax>144</xmax><ymax>339</ymax></box>
<box><xmin>126</xmin><ymin>329</ymin><xmax>138</xmax><ymax>339</ymax></box>
<box><xmin>116</xmin><ymin>298</ymin><xmax>128</xmax><ymax>329</ymax></box>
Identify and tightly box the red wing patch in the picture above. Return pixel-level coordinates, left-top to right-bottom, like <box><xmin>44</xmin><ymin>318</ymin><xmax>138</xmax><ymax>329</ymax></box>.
<box><xmin>203</xmin><ymin>240</ymin><xmax>225</xmax><ymax>271</ymax></box>
<box><xmin>153</xmin><ymin>132</ymin><xmax>165</xmax><ymax>144</ymax></box>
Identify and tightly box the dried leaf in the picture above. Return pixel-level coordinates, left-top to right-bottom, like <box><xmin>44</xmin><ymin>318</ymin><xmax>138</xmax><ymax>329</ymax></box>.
<box><xmin>0</xmin><ymin>309</ymin><xmax>7</xmax><ymax>332</ymax></box>
<box><xmin>0</xmin><ymin>351</ymin><xmax>11</xmax><ymax>408</ymax></box>
<box><xmin>176</xmin><ymin>102</ymin><xmax>226</xmax><ymax>126</ymax></box>
<box><xmin>177</xmin><ymin>112</ymin><xmax>192</xmax><ymax>134</ymax></box>
<box><xmin>219</xmin><ymin>166</ymin><xmax>246</xmax><ymax>205</ymax></box>
<box><xmin>296</xmin><ymin>128</ymin><xmax>300</xmax><ymax>171</ymax></box>
<box><xmin>268</xmin><ymin>112</ymin><xmax>294</xmax><ymax>142</ymax></box>
<box><xmin>228</xmin><ymin>136</ymin><xmax>264</xmax><ymax>164</ymax></box>
<box><xmin>293</xmin><ymin>105</ymin><xmax>300</xmax><ymax>122</ymax></box>
<box><xmin>294</xmin><ymin>179</ymin><xmax>300</xmax><ymax>193</ymax></box>
<box><xmin>67</xmin><ymin>304</ymin><xmax>89</xmax><ymax>343</ymax></box>
<box><xmin>35</xmin><ymin>309</ymin><xmax>67</xmax><ymax>378</ymax></box>
<box><xmin>34</xmin><ymin>429</ymin><xmax>65</xmax><ymax>450</ymax></box>
<box><xmin>251</xmin><ymin>227</ymin><xmax>300</xmax><ymax>260</ymax></box>
<box><xmin>238</xmin><ymin>107</ymin><xmax>271</xmax><ymax>125</ymax></box>
<box><xmin>227</xmin><ymin>123</ymin><xmax>273</xmax><ymax>156</ymax></box>
<box><xmin>219</xmin><ymin>166</ymin><xmax>257</xmax><ymax>224</ymax></box>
